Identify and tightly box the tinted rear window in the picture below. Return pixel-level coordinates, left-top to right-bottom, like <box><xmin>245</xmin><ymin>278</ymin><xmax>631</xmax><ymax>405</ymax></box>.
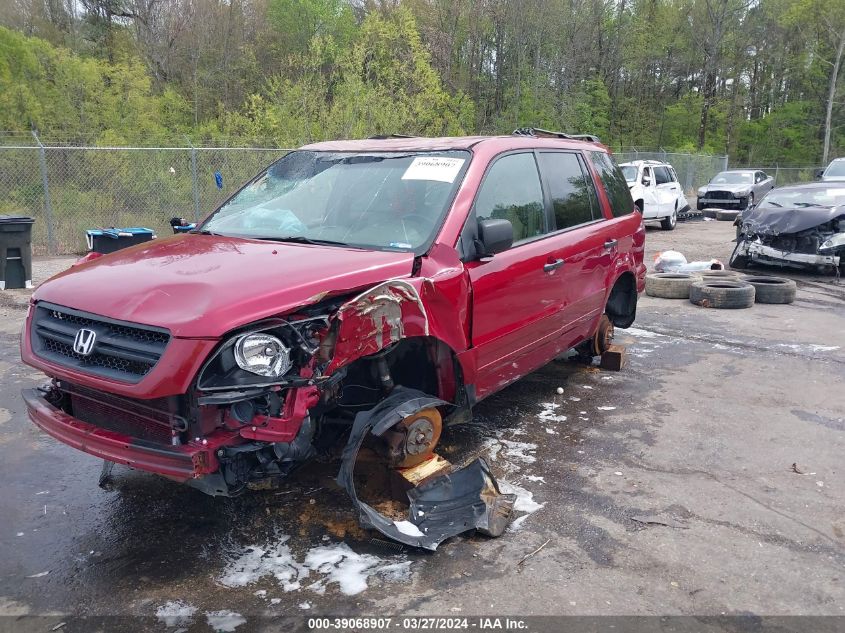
<box><xmin>588</xmin><ymin>152</ymin><xmax>634</xmax><ymax>217</ymax></box>
<box><xmin>537</xmin><ymin>152</ymin><xmax>600</xmax><ymax>229</ymax></box>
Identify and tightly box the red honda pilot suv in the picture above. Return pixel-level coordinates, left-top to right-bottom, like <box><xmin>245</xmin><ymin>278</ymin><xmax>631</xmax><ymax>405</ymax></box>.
<box><xmin>21</xmin><ymin>131</ymin><xmax>645</xmax><ymax>548</ymax></box>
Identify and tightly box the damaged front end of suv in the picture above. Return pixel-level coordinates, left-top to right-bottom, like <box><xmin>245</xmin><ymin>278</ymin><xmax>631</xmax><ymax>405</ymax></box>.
<box><xmin>731</xmin><ymin>183</ymin><xmax>845</xmax><ymax>276</ymax></box>
<box><xmin>20</xmin><ymin>144</ymin><xmax>521</xmax><ymax>549</ymax></box>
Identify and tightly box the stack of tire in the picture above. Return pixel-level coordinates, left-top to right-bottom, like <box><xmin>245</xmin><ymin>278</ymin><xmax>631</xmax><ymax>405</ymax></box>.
<box><xmin>702</xmin><ymin>208</ymin><xmax>741</xmax><ymax>222</ymax></box>
<box><xmin>645</xmin><ymin>270</ymin><xmax>796</xmax><ymax>308</ymax></box>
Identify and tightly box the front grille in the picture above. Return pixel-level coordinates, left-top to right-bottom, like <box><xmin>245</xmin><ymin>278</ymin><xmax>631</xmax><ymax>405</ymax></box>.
<box><xmin>706</xmin><ymin>191</ymin><xmax>736</xmax><ymax>200</ymax></box>
<box><xmin>32</xmin><ymin>302</ymin><xmax>170</xmax><ymax>383</ymax></box>
<box><xmin>66</xmin><ymin>383</ymin><xmax>174</xmax><ymax>443</ymax></box>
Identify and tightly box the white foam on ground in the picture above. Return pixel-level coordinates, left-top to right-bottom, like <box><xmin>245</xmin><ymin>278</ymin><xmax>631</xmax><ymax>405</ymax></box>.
<box><xmin>205</xmin><ymin>610</ymin><xmax>246</xmax><ymax>632</ymax></box>
<box><xmin>499</xmin><ymin>480</ymin><xmax>544</xmax><ymax>514</ymax></box>
<box><xmin>597</xmin><ymin>406</ymin><xmax>616</xmax><ymax>411</ymax></box>
<box><xmin>155</xmin><ymin>600</ymin><xmax>197</xmax><ymax>627</ymax></box>
<box><xmin>303</xmin><ymin>544</ymin><xmax>412</xmax><ymax>596</ymax></box>
<box><xmin>218</xmin><ymin>536</ymin><xmax>301</xmax><ymax>591</ymax></box>
<box><xmin>219</xmin><ymin>539</ymin><xmax>411</xmax><ymax>597</ymax></box>
<box><xmin>499</xmin><ymin>438</ymin><xmax>538</xmax><ymax>463</ymax></box>
<box><xmin>526</xmin><ymin>475</ymin><xmax>546</xmax><ymax>484</ymax></box>
<box><xmin>626</xmin><ymin>327</ymin><xmax>664</xmax><ymax>339</ymax></box>
<box><xmin>538</xmin><ymin>402</ymin><xmax>567</xmax><ymax>423</ymax></box>
<box><xmin>500</xmin><ymin>480</ymin><xmax>544</xmax><ymax>532</ymax></box>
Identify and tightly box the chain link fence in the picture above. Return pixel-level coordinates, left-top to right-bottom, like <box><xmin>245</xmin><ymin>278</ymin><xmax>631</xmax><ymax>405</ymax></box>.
<box><xmin>1</xmin><ymin>137</ymin><xmax>822</xmax><ymax>256</ymax></box>
<box><xmin>0</xmin><ymin>138</ymin><xmax>290</xmax><ymax>255</ymax></box>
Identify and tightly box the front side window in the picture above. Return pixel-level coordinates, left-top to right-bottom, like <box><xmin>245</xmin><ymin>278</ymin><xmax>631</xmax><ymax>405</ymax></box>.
<box><xmin>201</xmin><ymin>150</ymin><xmax>470</xmax><ymax>251</ymax></box>
<box><xmin>654</xmin><ymin>166</ymin><xmax>673</xmax><ymax>185</ymax></box>
<box><xmin>537</xmin><ymin>152</ymin><xmax>599</xmax><ymax>230</ymax></box>
<box><xmin>588</xmin><ymin>151</ymin><xmax>634</xmax><ymax>217</ymax></box>
<box><xmin>475</xmin><ymin>153</ymin><xmax>546</xmax><ymax>244</ymax></box>
<box><xmin>642</xmin><ymin>167</ymin><xmax>653</xmax><ymax>184</ymax></box>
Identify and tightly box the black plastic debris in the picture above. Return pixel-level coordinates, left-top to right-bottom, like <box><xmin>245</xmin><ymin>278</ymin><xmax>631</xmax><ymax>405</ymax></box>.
<box><xmin>337</xmin><ymin>387</ymin><xmax>516</xmax><ymax>551</ymax></box>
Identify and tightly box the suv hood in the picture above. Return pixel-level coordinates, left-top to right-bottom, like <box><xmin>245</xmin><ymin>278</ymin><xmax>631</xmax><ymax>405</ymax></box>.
<box><xmin>33</xmin><ymin>235</ymin><xmax>417</xmax><ymax>338</ymax></box>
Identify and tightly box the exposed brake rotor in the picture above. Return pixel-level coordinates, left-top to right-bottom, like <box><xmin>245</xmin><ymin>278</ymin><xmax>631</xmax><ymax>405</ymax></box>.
<box><xmin>592</xmin><ymin>314</ymin><xmax>615</xmax><ymax>356</ymax></box>
<box><xmin>381</xmin><ymin>407</ymin><xmax>442</xmax><ymax>468</ymax></box>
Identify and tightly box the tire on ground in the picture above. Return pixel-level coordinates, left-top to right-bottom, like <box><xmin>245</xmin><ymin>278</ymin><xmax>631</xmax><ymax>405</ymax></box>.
<box><xmin>698</xmin><ymin>269</ymin><xmax>743</xmax><ymax>280</ymax></box>
<box><xmin>689</xmin><ymin>280</ymin><xmax>755</xmax><ymax>309</ymax></box>
<box><xmin>716</xmin><ymin>209</ymin><xmax>740</xmax><ymax>221</ymax></box>
<box><xmin>743</xmin><ymin>275</ymin><xmax>796</xmax><ymax>304</ymax></box>
<box><xmin>645</xmin><ymin>273</ymin><xmax>695</xmax><ymax>299</ymax></box>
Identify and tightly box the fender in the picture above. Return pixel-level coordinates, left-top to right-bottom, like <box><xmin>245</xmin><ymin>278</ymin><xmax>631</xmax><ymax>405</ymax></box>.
<box><xmin>325</xmin><ymin>243</ymin><xmax>476</xmax><ymax>385</ymax></box>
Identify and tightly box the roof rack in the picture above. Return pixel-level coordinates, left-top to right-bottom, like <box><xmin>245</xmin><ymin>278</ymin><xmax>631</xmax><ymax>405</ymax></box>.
<box><xmin>512</xmin><ymin>127</ymin><xmax>601</xmax><ymax>143</ymax></box>
<box><xmin>367</xmin><ymin>134</ymin><xmax>419</xmax><ymax>139</ymax></box>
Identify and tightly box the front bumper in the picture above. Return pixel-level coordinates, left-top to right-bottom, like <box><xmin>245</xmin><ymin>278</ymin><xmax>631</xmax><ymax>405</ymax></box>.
<box><xmin>745</xmin><ymin>241</ymin><xmax>840</xmax><ymax>267</ymax></box>
<box><xmin>22</xmin><ymin>388</ymin><xmax>219</xmax><ymax>481</ymax></box>
<box><xmin>698</xmin><ymin>197</ymin><xmax>747</xmax><ymax>210</ymax></box>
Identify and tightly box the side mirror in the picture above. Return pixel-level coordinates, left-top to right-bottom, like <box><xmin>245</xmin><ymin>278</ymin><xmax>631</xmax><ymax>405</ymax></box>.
<box><xmin>815</xmin><ymin>169</ymin><xmax>825</xmax><ymax>180</ymax></box>
<box><xmin>476</xmin><ymin>218</ymin><xmax>513</xmax><ymax>257</ymax></box>
<box><xmin>642</xmin><ymin>177</ymin><xmax>652</xmax><ymax>186</ymax></box>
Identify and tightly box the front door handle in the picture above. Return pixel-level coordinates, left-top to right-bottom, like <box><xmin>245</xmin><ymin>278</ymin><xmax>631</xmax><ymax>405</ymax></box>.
<box><xmin>604</xmin><ymin>239</ymin><xmax>618</xmax><ymax>250</ymax></box>
<box><xmin>544</xmin><ymin>258</ymin><xmax>564</xmax><ymax>273</ymax></box>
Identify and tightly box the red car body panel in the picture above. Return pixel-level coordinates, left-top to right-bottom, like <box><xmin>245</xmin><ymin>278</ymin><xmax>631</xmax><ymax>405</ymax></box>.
<box><xmin>21</xmin><ymin>135</ymin><xmax>645</xmax><ymax>487</ymax></box>
<box><xmin>32</xmin><ymin>234</ymin><xmax>416</xmax><ymax>338</ymax></box>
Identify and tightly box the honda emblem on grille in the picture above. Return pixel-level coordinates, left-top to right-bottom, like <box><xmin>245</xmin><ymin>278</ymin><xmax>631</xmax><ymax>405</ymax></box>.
<box><xmin>72</xmin><ymin>328</ymin><xmax>97</xmax><ymax>356</ymax></box>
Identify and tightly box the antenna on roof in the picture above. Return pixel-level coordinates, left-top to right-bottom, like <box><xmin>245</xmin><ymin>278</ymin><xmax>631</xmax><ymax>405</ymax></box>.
<box><xmin>512</xmin><ymin>128</ymin><xmax>601</xmax><ymax>143</ymax></box>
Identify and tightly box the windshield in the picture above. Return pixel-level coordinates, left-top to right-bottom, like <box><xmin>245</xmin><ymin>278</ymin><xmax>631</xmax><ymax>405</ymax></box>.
<box><xmin>711</xmin><ymin>171</ymin><xmax>753</xmax><ymax>185</ymax></box>
<box><xmin>824</xmin><ymin>160</ymin><xmax>845</xmax><ymax>177</ymax></box>
<box><xmin>201</xmin><ymin>150</ymin><xmax>470</xmax><ymax>251</ymax></box>
<box><xmin>759</xmin><ymin>187</ymin><xmax>845</xmax><ymax>208</ymax></box>
<box><xmin>620</xmin><ymin>165</ymin><xmax>638</xmax><ymax>183</ymax></box>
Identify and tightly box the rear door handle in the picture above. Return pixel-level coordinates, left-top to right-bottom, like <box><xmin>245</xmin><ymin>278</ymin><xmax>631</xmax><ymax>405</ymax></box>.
<box><xmin>543</xmin><ymin>258</ymin><xmax>564</xmax><ymax>273</ymax></box>
<box><xmin>604</xmin><ymin>239</ymin><xmax>618</xmax><ymax>250</ymax></box>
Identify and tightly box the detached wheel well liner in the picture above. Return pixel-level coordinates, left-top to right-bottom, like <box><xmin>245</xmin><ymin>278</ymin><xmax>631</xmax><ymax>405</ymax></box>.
<box><xmin>605</xmin><ymin>271</ymin><xmax>637</xmax><ymax>328</ymax></box>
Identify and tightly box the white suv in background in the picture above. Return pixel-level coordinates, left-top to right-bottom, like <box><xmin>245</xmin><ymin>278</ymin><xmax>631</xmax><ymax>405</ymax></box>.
<box><xmin>619</xmin><ymin>159</ymin><xmax>690</xmax><ymax>230</ymax></box>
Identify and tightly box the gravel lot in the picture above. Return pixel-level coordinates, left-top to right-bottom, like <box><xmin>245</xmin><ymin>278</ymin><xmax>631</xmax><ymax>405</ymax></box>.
<box><xmin>0</xmin><ymin>220</ymin><xmax>842</xmax><ymax>631</ymax></box>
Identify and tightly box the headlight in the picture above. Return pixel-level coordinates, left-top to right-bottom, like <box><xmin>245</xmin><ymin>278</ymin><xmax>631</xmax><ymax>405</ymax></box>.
<box><xmin>819</xmin><ymin>233</ymin><xmax>845</xmax><ymax>255</ymax></box>
<box><xmin>233</xmin><ymin>333</ymin><xmax>291</xmax><ymax>377</ymax></box>
<box><xmin>734</xmin><ymin>190</ymin><xmax>749</xmax><ymax>198</ymax></box>
<box><xmin>697</xmin><ymin>187</ymin><xmax>706</xmax><ymax>197</ymax></box>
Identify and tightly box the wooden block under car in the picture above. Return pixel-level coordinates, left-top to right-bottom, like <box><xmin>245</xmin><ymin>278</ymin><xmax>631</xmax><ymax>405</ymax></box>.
<box><xmin>600</xmin><ymin>344</ymin><xmax>627</xmax><ymax>371</ymax></box>
<box><xmin>388</xmin><ymin>454</ymin><xmax>452</xmax><ymax>500</ymax></box>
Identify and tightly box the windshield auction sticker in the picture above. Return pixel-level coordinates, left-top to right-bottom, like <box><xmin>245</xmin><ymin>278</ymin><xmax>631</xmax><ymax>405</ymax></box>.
<box><xmin>402</xmin><ymin>157</ymin><xmax>465</xmax><ymax>183</ymax></box>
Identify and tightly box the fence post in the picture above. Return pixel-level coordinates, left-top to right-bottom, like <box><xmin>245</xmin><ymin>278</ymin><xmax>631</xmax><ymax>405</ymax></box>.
<box><xmin>32</xmin><ymin>131</ymin><xmax>57</xmax><ymax>255</ymax></box>
<box><xmin>186</xmin><ymin>136</ymin><xmax>200</xmax><ymax>222</ymax></box>
<box><xmin>722</xmin><ymin>155</ymin><xmax>729</xmax><ymax>171</ymax></box>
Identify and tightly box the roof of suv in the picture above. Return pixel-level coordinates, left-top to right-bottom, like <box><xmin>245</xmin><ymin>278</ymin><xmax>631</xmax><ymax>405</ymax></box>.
<box><xmin>300</xmin><ymin>135</ymin><xmax>605</xmax><ymax>153</ymax></box>
<box><xmin>618</xmin><ymin>159</ymin><xmax>670</xmax><ymax>167</ymax></box>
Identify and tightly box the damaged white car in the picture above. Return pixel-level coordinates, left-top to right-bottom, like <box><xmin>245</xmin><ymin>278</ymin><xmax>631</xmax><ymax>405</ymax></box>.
<box><xmin>731</xmin><ymin>182</ymin><xmax>845</xmax><ymax>275</ymax></box>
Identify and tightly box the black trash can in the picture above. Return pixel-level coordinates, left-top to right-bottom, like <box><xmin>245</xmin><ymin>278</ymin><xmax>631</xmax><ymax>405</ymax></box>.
<box><xmin>0</xmin><ymin>215</ymin><xmax>35</xmax><ymax>290</ymax></box>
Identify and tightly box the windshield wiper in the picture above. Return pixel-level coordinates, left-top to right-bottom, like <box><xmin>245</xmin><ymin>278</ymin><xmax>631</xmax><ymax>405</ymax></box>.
<box><xmin>254</xmin><ymin>235</ymin><xmax>355</xmax><ymax>248</ymax></box>
<box><xmin>763</xmin><ymin>201</ymin><xmax>782</xmax><ymax>207</ymax></box>
<box><xmin>193</xmin><ymin>229</ymin><xmax>225</xmax><ymax>236</ymax></box>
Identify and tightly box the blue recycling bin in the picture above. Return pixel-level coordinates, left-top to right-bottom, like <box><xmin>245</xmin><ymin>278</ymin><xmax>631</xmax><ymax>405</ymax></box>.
<box><xmin>86</xmin><ymin>227</ymin><xmax>156</xmax><ymax>254</ymax></box>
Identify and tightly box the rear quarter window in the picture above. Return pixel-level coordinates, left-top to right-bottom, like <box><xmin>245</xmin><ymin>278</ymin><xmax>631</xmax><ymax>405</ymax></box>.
<box><xmin>588</xmin><ymin>152</ymin><xmax>635</xmax><ymax>217</ymax></box>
